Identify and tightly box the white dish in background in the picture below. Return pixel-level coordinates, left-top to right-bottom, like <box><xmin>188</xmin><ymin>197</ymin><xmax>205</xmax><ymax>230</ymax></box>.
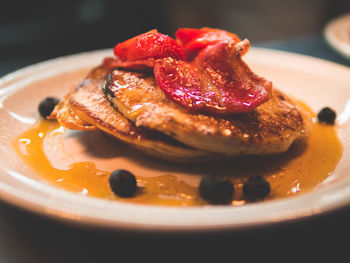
<box><xmin>0</xmin><ymin>49</ymin><xmax>349</xmax><ymax>232</ymax></box>
<box><xmin>324</xmin><ymin>13</ymin><xmax>350</xmax><ymax>59</ymax></box>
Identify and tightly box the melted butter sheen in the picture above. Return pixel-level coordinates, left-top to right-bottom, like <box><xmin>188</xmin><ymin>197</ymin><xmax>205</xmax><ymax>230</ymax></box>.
<box><xmin>12</xmin><ymin>115</ymin><xmax>342</xmax><ymax>206</ymax></box>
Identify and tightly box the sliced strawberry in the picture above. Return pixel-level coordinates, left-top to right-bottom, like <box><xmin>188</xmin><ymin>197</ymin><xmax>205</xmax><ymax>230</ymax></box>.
<box><xmin>175</xmin><ymin>27</ymin><xmax>242</xmax><ymax>61</ymax></box>
<box><xmin>154</xmin><ymin>57</ymin><xmax>207</xmax><ymax>109</ymax></box>
<box><xmin>113</xmin><ymin>30</ymin><xmax>185</xmax><ymax>68</ymax></box>
<box><xmin>175</xmin><ymin>28</ymin><xmax>204</xmax><ymax>46</ymax></box>
<box><xmin>113</xmin><ymin>29</ymin><xmax>158</xmax><ymax>61</ymax></box>
<box><xmin>154</xmin><ymin>40</ymin><xmax>271</xmax><ymax>115</ymax></box>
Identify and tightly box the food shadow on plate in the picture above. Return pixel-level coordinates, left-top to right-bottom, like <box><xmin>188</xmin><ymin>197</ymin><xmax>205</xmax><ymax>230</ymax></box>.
<box><xmin>64</xmin><ymin>128</ymin><xmax>308</xmax><ymax>181</ymax></box>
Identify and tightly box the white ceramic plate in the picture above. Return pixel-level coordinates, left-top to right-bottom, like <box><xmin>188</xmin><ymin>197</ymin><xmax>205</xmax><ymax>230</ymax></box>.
<box><xmin>0</xmin><ymin>49</ymin><xmax>349</xmax><ymax>232</ymax></box>
<box><xmin>324</xmin><ymin>13</ymin><xmax>350</xmax><ymax>59</ymax></box>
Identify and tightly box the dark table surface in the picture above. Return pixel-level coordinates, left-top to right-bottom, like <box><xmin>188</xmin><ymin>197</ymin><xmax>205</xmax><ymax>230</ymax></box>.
<box><xmin>0</xmin><ymin>35</ymin><xmax>349</xmax><ymax>262</ymax></box>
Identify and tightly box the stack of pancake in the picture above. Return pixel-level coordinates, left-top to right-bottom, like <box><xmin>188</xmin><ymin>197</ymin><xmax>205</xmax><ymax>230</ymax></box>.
<box><xmin>50</xmin><ymin>61</ymin><xmax>311</xmax><ymax>163</ymax></box>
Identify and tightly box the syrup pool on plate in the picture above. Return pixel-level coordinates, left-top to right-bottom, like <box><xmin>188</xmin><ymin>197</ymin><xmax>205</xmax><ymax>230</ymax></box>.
<box><xmin>12</xmin><ymin>107</ymin><xmax>342</xmax><ymax>206</ymax></box>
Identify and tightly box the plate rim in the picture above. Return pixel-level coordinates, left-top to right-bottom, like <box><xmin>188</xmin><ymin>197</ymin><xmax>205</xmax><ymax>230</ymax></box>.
<box><xmin>324</xmin><ymin>12</ymin><xmax>350</xmax><ymax>60</ymax></box>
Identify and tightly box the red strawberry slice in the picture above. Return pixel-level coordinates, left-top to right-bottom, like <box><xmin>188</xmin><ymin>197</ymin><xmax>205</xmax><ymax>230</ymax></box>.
<box><xmin>154</xmin><ymin>40</ymin><xmax>271</xmax><ymax>115</ymax></box>
<box><xmin>154</xmin><ymin>58</ymin><xmax>207</xmax><ymax>108</ymax></box>
<box><xmin>175</xmin><ymin>28</ymin><xmax>204</xmax><ymax>46</ymax></box>
<box><xmin>113</xmin><ymin>29</ymin><xmax>158</xmax><ymax>61</ymax></box>
<box><xmin>113</xmin><ymin>30</ymin><xmax>185</xmax><ymax>69</ymax></box>
<box><xmin>175</xmin><ymin>27</ymin><xmax>242</xmax><ymax>61</ymax></box>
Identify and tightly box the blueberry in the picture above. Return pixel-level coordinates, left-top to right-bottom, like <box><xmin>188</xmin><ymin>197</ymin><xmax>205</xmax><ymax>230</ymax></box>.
<box><xmin>317</xmin><ymin>107</ymin><xmax>336</xmax><ymax>125</ymax></box>
<box><xmin>38</xmin><ymin>97</ymin><xmax>59</xmax><ymax>118</ymax></box>
<box><xmin>199</xmin><ymin>175</ymin><xmax>234</xmax><ymax>204</ymax></box>
<box><xmin>109</xmin><ymin>169</ymin><xmax>137</xmax><ymax>197</ymax></box>
<box><xmin>243</xmin><ymin>175</ymin><xmax>270</xmax><ymax>201</ymax></box>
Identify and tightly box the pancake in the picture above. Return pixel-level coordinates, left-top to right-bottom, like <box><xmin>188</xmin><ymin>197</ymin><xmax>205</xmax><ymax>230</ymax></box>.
<box><xmin>50</xmin><ymin>65</ymin><xmax>220</xmax><ymax>163</ymax></box>
<box><xmin>103</xmin><ymin>69</ymin><xmax>312</xmax><ymax>155</ymax></box>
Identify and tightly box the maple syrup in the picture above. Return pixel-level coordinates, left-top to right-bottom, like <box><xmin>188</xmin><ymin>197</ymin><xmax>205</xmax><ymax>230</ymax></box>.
<box><xmin>12</xmin><ymin>113</ymin><xmax>342</xmax><ymax>206</ymax></box>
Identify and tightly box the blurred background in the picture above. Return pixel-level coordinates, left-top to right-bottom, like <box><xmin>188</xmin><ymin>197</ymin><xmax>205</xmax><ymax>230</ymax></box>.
<box><xmin>0</xmin><ymin>1</ymin><xmax>350</xmax><ymax>262</ymax></box>
<box><xmin>1</xmin><ymin>0</ymin><xmax>350</xmax><ymax>77</ymax></box>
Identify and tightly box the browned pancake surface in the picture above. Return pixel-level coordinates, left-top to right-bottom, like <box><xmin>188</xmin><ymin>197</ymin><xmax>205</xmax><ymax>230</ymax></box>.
<box><xmin>103</xmin><ymin>69</ymin><xmax>312</xmax><ymax>155</ymax></box>
<box><xmin>51</xmin><ymin>65</ymin><xmax>220</xmax><ymax>163</ymax></box>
